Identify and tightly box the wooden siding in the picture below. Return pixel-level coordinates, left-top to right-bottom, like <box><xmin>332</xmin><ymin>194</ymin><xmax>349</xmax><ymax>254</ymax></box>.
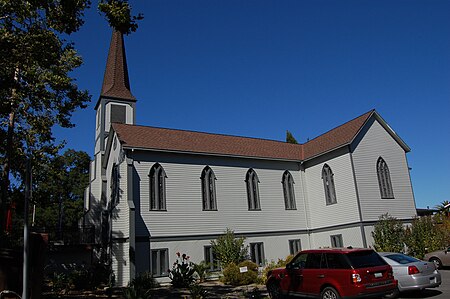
<box><xmin>352</xmin><ymin>120</ymin><xmax>416</xmax><ymax>221</ymax></box>
<box><xmin>131</xmin><ymin>151</ymin><xmax>307</xmax><ymax>237</ymax></box>
<box><xmin>303</xmin><ymin>151</ymin><xmax>361</xmax><ymax>229</ymax></box>
<box><xmin>112</xmin><ymin>240</ymin><xmax>130</xmax><ymax>286</ymax></box>
<box><xmin>310</xmin><ymin>226</ymin><xmax>364</xmax><ymax>248</ymax></box>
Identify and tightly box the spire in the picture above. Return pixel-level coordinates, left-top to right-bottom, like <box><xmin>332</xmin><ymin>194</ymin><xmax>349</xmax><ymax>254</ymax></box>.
<box><xmin>100</xmin><ymin>30</ymin><xmax>135</xmax><ymax>100</ymax></box>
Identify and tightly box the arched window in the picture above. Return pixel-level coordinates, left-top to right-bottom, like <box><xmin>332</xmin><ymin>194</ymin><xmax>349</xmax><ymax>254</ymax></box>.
<box><xmin>201</xmin><ymin>166</ymin><xmax>217</xmax><ymax>210</ymax></box>
<box><xmin>111</xmin><ymin>164</ymin><xmax>120</xmax><ymax>207</ymax></box>
<box><xmin>149</xmin><ymin>163</ymin><xmax>167</xmax><ymax>210</ymax></box>
<box><xmin>377</xmin><ymin>157</ymin><xmax>394</xmax><ymax>198</ymax></box>
<box><xmin>246</xmin><ymin>169</ymin><xmax>261</xmax><ymax>210</ymax></box>
<box><xmin>282</xmin><ymin>171</ymin><xmax>296</xmax><ymax>210</ymax></box>
<box><xmin>322</xmin><ymin>164</ymin><xmax>337</xmax><ymax>205</ymax></box>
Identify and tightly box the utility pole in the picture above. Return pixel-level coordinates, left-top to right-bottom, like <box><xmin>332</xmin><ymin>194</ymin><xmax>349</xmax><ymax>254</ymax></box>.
<box><xmin>22</xmin><ymin>159</ymin><xmax>31</xmax><ymax>299</ymax></box>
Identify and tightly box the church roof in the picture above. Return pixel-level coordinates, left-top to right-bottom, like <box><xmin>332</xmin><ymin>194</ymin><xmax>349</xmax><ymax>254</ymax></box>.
<box><xmin>99</xmin><ymin>30</ymin><xmax>135</xmax><ymax>102</ymax></box>
<box><xmin>112</xmin><ymin>110</ymin><xmax>382</xmax><ymax>161</ymax></box>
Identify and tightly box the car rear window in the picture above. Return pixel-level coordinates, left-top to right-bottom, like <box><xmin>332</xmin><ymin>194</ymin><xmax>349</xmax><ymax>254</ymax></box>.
<box><xmin>385</xmin><ymin>254</ymin><xmax>419</xmax><ymax>264</ymax></box>
<box><xmin>346</xmin><ymin>251</ymin><xmax>387</xmax><ymax>268</ymax></box>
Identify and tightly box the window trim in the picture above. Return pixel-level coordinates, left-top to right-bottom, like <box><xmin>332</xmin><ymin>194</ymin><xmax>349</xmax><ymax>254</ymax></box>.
<box><xmin>204</xmin><ymin>245</ymin><xmax>220</xmax><ymax>272</ymax></box>
<box><xmin>149</xmin><ymin>163</ymin><xmax>167</xmax><ymax>211</ymax></box>
<box><xmin>322</xmin><ymin>164</ymin><xmax>337</xmax><ymax>205</ymax></box>
<box><xmin>151</xmin><ymin>248</ymin><xmax>169</xmax><ymax>277</ymax></box>
<box><xmin>246</xmin><ymin>168</ymin><xmax>261</xmax><ymax>211</ymax></box>
<box><xmin>282</xmin><ymin>171</ymin><xmax>296</xmax><ymax>210</ymax></box>
<box><xmin>111</xmin><ymin>163</ymin><xmax>119</xmax><ymax>207</ymax></box>
<box><xmin>377</xmin><ymin>157</ymin><xmax>394</xmax><ymax>199</ymax></box>
<box><xmin>201</xmin><ymin>166</ymin><xmax>218</xmax><ymax>211</ymax></box>
<box><xmin>250</xmin><ymin>242</ymin><xmax>265</xmax><ymax>266</ymax></box>
<box><xmin>289</xmin><ymin>239</ymin><xmax>302</xmax><ymax>255</ymax></box>
<box><xmin>330</xmin><ymin>234</ymin><xmax>344</xmax><ymax>248</ymax></box>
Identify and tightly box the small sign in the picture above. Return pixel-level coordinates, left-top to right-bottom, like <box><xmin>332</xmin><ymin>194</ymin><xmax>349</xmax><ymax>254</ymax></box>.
<box><xmin>374</xmin><ymin>272</ymin><xmax>382</xmax><ymax>278</ymax></box>
<box><xmin>239</xmin><ymin>266</ymin><xmax>248</xmax><ymax>273</ymax></box>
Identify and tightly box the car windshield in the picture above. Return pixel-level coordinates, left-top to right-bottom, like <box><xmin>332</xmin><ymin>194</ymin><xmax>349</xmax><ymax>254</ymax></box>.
<box><xmin>385</xmin><ymin>254</ymin><xmax>419</xmax><ymax>264</ymax></box>
<box><xmin>346</xmin><ymin>251</ymin><xmax>387</xmax><ymax>268</ymax></box>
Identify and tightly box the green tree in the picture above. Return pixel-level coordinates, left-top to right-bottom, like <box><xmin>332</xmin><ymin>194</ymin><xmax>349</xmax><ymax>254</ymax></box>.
<box><xmin>372</xmin><ymin>213</ymin><xmax>405</xmax><ymax>253</ymax></box>
<box><xmin>211</xmin><ymin>228</ymin><xmax>248</xmax><ymax>268</ymax></box>
<box><xmin>435</xmin><ymin>200</ymin><xmax>450</xmax><ymax>217</ymax></box>
<box><xmin>0</xmin><ymin>0</ymin><xmax>142</xmax><ymax>234</ymax></box>
<box><xmin>404</xmin><ymin>216</ymin><xmax>444</xmax><ymax>259</ymax></box>
<box><xmin>286</xmin><ymin>130</ymin><xmax>298</xmax><ymax>144</ymax></box>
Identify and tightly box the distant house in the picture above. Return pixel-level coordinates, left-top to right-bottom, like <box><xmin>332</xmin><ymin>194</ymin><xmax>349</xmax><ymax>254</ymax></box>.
<box><xmin>84</xmin><ymin>31</ymin><xmax>417</xmax><ymax>286</ymax></box>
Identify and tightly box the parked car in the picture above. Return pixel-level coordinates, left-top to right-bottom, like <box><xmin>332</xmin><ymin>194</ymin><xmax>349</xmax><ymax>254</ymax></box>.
<box><xmin>266</xmin><ymin>247</ymin><xmax>397</xmax><ymax>299</ymax></box>
<box><xmin>379</xmin><ymin>252</ymin><xmax>441</xmax><ymax>298</ymax></box>
<box><xmin>424</xmin><ymin>246</ymin><xmax>450</xmax><ymax>269</ymax></box>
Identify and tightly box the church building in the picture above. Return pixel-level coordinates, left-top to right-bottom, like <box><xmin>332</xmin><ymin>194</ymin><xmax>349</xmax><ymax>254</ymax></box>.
<box><xmin>84</xmin><ymin>31</ymin><xmax>417</xmax><ymax>286</ymax></box>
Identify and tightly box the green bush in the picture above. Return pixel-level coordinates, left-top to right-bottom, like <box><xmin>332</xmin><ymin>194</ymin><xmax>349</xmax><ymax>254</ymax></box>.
<box><xmin>189</xmin><ymin>282</ymin><xmax>208</xmax><ymax>299</ymax></box>
<box><xmin>130</xmin><ymin>271</ymin><xmax>159</xmax><ymax>290</ymax></box>
<box><xmin>193</xmin><ymin>261</ymin><xmax>210</xmax><ymax>282</ymax></box>
<box><xmin>372</xmin><ymin>213</ymin><xmax>405</xmax><ymax>253</ymax></box>
<box><xmin>211</xmin><ymin>228</ymin><xmax>248</xmax><ymax>268</ymax></box>
<box><xmin>221</xmin><ymin>260</ymin><xmax>259</xmax><ymax>286</ymax></box>
<box><xmin>261</xmin><ymin>254</ymin><xmax>294</xmax><ymax>284</ymax></box>
<box><xmin>169</xmin><ymin>252</ymin><xmax>196</xmax><ymax>288</ymax></box>
<box><xmin>404</xmin><ymin>216</ymin><xmax>445</xmax><ymax>259</ymax></box>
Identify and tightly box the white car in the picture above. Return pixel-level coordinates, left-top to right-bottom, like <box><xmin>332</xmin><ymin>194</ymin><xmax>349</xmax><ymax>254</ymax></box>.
<box><xmin>378</xmin><ymin>252</ymin><xmax>441</xmax><ymax>298</ymax></box>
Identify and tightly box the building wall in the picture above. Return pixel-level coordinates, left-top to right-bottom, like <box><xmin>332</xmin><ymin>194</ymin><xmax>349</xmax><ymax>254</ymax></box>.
<box><xmin>310</xmin><ymin>226</ymin><xmax>364</xmax><ymax>248</ymax></box>
<box><xmin>352</xmin><ymin>119</ymin><xmax>416</xmax><ymax>221</ymax></box>
<box><xmin>131</xmin><ymin>151</ymin><xmax>308</xmax><ymax>238</ymax></box>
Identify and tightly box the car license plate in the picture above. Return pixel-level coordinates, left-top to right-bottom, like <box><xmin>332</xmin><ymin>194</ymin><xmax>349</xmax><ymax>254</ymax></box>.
<box><xmin>374</xmin><ymin>272</ymin><xmax>382</xmax><ymax>278</ymax></box>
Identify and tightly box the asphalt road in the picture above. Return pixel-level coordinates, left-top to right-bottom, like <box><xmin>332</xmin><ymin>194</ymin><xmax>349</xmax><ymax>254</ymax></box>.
<box><xmin>396</xmin><ymin>268</ymin><xmax>449</xmax><ymax>299</ymax></box>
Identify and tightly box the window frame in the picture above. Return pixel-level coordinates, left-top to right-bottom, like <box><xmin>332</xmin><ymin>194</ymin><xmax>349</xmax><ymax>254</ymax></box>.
<box><xmin>204</xmin><ymin>245</ymin><xmax>220</xmax><ymax>272</ymax></box>
<box><xmin>330</xmin><ymin>234</ymin><xmax>344</xmax><ymax>248</ymax></box>
<box><xmin>322</xmin><ymin>164</ymin><xmax>337</xmax><ymax>205</ymax></box>
<box><xmin>246</xmin><ymin>168</ymin><xmax>261</xmax><ymax>211</ymax></box>
<box><xmin>151</xmin><ymin>248</ymin><xmax>169</xmax><ymax>277</ymax></box>
<box><xmin>250</xmin><ymin>242</ymin><xmax>265</xmax><ymax>266</ymax></box>
<box><xmin>149</xmin><ymin>163</ymin><xmax>167</xmax><ymax>211</ymax></box>
<box><xmin>289</xmin><ymin>239</ymin><xmax>302</xmax><ymax>255</ymax></box>
<box><xmin>201</xmin><ymin>166</ymin><xmax>218</xmax><ymax>211</ymax></box>
<box><xmin>377</xmin><ymin>157</ymin><xmax>394</xmax><ymax>199</ymax></box>
<box><xmin>111</xmin><ymin>163</ymin><xmax>119</xmax><ymax>207</ymax></box>
<box><xmin>282</xmin><ymin>171</ymin><xmax>296</xmax><ymax>210</ymax></box>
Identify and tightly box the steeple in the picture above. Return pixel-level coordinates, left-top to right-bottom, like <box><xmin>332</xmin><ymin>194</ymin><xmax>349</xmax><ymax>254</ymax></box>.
<box><xmin>100</xmin><ymin>30</ymin><xmax>135</xmax><ymax>101</ymax></box>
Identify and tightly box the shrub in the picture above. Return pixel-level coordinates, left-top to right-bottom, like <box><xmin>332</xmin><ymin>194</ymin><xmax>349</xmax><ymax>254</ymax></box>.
<box><xmin>123</xmin><ymin>286</ymin><xmax>152</xmax><ymax>299</ymax></box>
<box><xmin>221</xmin><ymin>260</ymin><xmax>259</xmax><ymax>286</ymax></box>
<box><xmin>261</xmin><ymin>255</ymin><xmax>293</xmax><ymax>284</ymax></box>
<box><xmin>372</xmin><ymin>213</ymin><xmax>405</xmax><ymax>253</ymax></box>
<box><xmin>130</xmin><ymin>271</ymin><xmax>159</xmax><ymax>290</ymax></box>
<box><xmin>211</xmin><ymin>228</ymin><xmax>248</xmax><ymax>268</ymax></box>
<box><xmin>193</xmin><ymin>261</ymin><xmax>210</xmax><ymax>282</ymax></box>
<box><xmin>169</xmin><ymin>252</ymin><xmax>196</xmax><ymax>288</ymax></box>
<box><xmin>189</xmin><ymin>282</ymin><xmax>208</xmax><ymax>299</ymax></box>
<box><xmin>404</xmin><ymin>216</ymin><xmax>445</xmax><ymax>259</ymax></box>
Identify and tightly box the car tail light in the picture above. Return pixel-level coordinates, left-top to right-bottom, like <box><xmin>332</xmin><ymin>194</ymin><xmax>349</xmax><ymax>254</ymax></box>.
<box><xmin>408</xmin><ymin>265</ymin><xmax>420</xmax><ymax>275</ymax></box>
<box><xmin>352</xmin><ymin>273</ymin><xmax>362</xmax><ymax>283</ymax></box>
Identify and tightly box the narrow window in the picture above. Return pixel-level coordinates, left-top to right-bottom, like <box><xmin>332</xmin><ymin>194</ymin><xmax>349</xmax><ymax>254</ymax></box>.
<box><xmin>377</xmin><ymin>157</ymin><xmax>394</xmax><ymax>199</ymax></box>
<box><xmin>322</xmin><ymin>164</ymin><xmax>337</xmax><ymax>205</ymax></box>
<box><xmin>289</xmin><ymin>239</ymin><xmax>302</xmax><ymax>255</ymax></box>
<box><xmin>204</xmin><ymin>246</ymin><xmax>220</xmax><ymax>271</ymax></box>
<box><xmin>282</xmin><ymin>171</ymin><xmax>296</xmax><ymax>210</ymax></box>
<box><xmin>330</xmin><ymin>234</ymin><xmax>343</xmax><ymax>248</ymax></box>
<box><xmin>151</xmin><ymin>248</ymin><xmax>169</xmax><ymax>277</ymax></box>
<box><xmin>201</xmin><ymin>166</ymin><xmax>217</xmax><ymax>210</ymax></box>
<box><xmin>111</xmin><ymin>164</ymin><xmax>119</xmax><ymax>207</ymax></box>
<box><xmin>246</xmin><ymin>169</ymin><xmax>261</xmax><ymax>210</ymax></box>
<box><xmin>110</xmin><ymin>104</ymin><xmax>126</xmax><ymax>123</ymax></box>
<box><xmin>149</xmin><ymin>163</ymin><xmax>167</xmax><ymax>211</ymax></box>
<box><xmin>250</xmin><ymin>242</ymin><xmax>265</xmax><ymax>266</ymax></box>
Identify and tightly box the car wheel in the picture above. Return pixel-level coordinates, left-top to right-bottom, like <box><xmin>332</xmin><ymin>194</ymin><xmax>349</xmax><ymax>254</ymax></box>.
<box><xmin>267</xmin><ymin>281</ymin><xmax>282</xmax><ymax>299</ymax></box>
<box><xmin>430</xmin><ymin>257</ymin><xmax>443</xmax><ymax>269</ymax></box>
<box><xmin>320</xmin><ymin>287</ymin><xmax>340</xmax><ymax>299</ymax></box>
<box><xmin>384</xmin><ymin>287</ymin><xmax>400</xmax><ymax>299</ymax></box>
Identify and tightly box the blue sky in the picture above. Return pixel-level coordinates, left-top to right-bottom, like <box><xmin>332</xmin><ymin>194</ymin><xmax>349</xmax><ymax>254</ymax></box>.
<box><xmin>56</xmin><ymin>0</ymin><xmax>450</xmax><ymax>209</ymax></box>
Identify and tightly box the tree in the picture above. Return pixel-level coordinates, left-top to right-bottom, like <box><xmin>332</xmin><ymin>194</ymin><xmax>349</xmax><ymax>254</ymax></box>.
<box><xmin>211</xmin><ymin>228</ymin><xmax>248</xmax><ymax>268</ymax></box>
<box><xmin>0</xmin><ymin>0</ymin><xmax>142</xmax><ymax>234</ymax></box>
<box><xmin>372</xmin><ymin>213</ymin><xmax>405</xmax><ymax>253</ymax></box>
<box><xmin>286</xmin><ymin>130</ymin><xmax>298</xmax><ymax>144</ymax></box>
<box><xmin>435</xmin><ymin>200</ymin><xmax>450</xmax><ymax>217</ymax></box>
<box><xmin>404</xmin><ymin>216</ymin><xmax>444</xmax><ymax>259</ymax></box>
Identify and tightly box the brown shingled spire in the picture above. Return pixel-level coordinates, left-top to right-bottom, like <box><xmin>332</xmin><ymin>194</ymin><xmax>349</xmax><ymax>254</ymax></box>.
<box><xmin>100</xmin><ymin>30</ymin><xmax>135</xmax><ymax>100</ymax></box>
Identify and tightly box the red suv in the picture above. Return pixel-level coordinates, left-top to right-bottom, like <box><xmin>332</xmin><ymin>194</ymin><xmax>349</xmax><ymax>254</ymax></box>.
<box><xmin>266</xmin><ymin>247</ymin><xmax>397</xmax><ymax>299</ymax></box>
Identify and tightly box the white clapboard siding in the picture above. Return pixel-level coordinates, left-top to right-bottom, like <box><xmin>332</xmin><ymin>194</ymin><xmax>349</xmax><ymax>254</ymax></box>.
<box><xmin>352</xmin><ymin>120</ymin><xmax>416</xmax><ymax>221</ymax></box>
<box><xmin>132</xmin><ymin>152</ymin><xmax>307</xmax><ymax>237</ymax></box>
<box><xmin>112</xmin><ymin>240</ymin><xmax>130</xmax><ymax>286</ymax></box>
<box><xmin>304</xmin><ymin>152</ymin><xmax>360</xmax><ymax>229</ymax></box>
<box><xmin>310</xmin><ymin>226</ymin><xmax>364</xmax><ymax>249</ymax></box>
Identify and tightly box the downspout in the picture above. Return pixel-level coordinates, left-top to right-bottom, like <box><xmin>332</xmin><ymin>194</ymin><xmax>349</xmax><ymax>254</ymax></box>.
<box><xmin>349</xmin><ymin>148</ymin><xmax>368</xmax><ymax>248</ymax></box>
<box><xmin>127</xmin><ymin>153</ymin><xmax>136</xmax><ymax>280</ymax></box>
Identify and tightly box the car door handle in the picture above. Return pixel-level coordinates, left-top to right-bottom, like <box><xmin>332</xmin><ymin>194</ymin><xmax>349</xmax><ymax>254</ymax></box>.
<box><xmin>317</xmin><ymin>274</ymin><xmax>325</xmax><ymax>278</ymax></box>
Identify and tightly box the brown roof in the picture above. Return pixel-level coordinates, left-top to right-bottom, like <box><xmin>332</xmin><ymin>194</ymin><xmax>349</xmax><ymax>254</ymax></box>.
<box><xmin>303</xmin><ymin>110</ymin><xmax>373</xmax><ymax>159</ymax></box>
<box><xmin>100</xmin><ymin>30</ymin><xmax>135</xmax><ymax>101</ymax></box>
<box><xmin>112</xmin><ymin>110</ymin><xmax>375</xmax><ymax>161</ymax></box>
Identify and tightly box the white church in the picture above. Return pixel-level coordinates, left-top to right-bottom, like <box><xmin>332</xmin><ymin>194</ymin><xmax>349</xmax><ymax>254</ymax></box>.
<box><xmin>84</xmin><ymin>31</ymin><xmax>417</xmax><ymax>286</ymax></box>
